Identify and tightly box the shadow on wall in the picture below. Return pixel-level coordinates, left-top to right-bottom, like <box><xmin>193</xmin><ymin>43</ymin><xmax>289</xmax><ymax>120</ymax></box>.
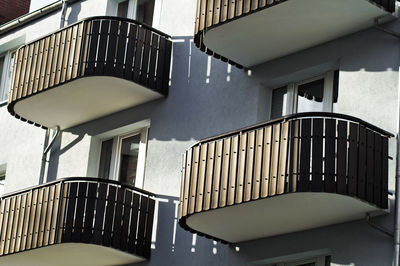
<box><xmin>67</xmin><ymin>0</ymin><xmax>85</xmax><ymax>25</ymax></box>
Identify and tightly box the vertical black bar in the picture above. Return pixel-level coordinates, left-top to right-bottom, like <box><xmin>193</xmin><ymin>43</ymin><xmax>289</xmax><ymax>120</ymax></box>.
<box><xmin>358</xmin><ymin>126</ymin><xmax>367</xmax><ymax>200</ymax></box>
<box><xmin>374</xmin><ymin>134</ymin><xmax>382</xmax><ymax>207</ymax></box>
<box><xmin>148</xmin><ymin>34</ymin><xmax>159</xmax><ymax>90</ymax></box>
<box><xmin>366</xmin><ymin>130</ymin><xmax>375</xmax><ymax>203</ymax></box>
<box><xmin>161</xmin><ymin>39</ymin><xmax>172</xmax><ymax>95</ymax></box>
<box><xmin>298</xmin><ymin>119</ymin><xmax>311</xmax><ymax>192</ymax></box>
<box><xmin>337</xmin><ymin>121</ymin><xmax>347</xmax><ymax>194</ymax></box>
<box><xmin>63</xmin><ymin>182</ymin><xmax>77</xmax><ymax>242</ymax></box>
<box><xmin>72</xmin><ymin>182</ymin><xmax>86</xmax><ymax>242</ymax></box>
<box><xmin>86</xmin><ymin>20</ymin><xmax>99</xmax><ymax>75</ymax></box>
<box><xmin>96</xmin><ymin>20</ymin><xmax>110</xmax><ymax>75</ymax></box>
<box><xmin>325</xmin><ymin>119</ymin><xmax>336</xmax><ymax>193</ymax></box>
<box><xmin>105</xmin><ymin>20</ymin><xmax>119</xmax><ymax>75</ymax></box>
<box><xmin>115</xmin><ymin>21</ymin><xmax>128</xmax><ymax>78</ymax></box>
<box><xmin>103</xmin><ymin>185</ymin><xmax>116</xmax><ymax>246</ymax></box>
<box><xmin>140</xmin><ymin>29</ymin><xmax>152</xmax><ymax>86</ymax></box>
<box><xmin>348</xmin><ymin>123</ymin><xmax>358</xmax><ymax>196</ymax></box>
<box><xmin>143</xmin><ymin>198</ymin><xmax>155</xmax><ymax>259</ymax></box>
<box><xmin>120</xmin><ymin>190</ymin><xmax>132</xmax><ymax>251</ymax></box>
<box><xmin>155</xmin><ymin>37</ymin><xmax>166</xmax><ymax>93</ymax></box>
<box><xmin>136</xmin><ymin>196</ymin><xmax>149</xmax><ymax>256</ymax></box>
<box><xmin>112</xmin><ymin>188</ymin><xmax>124</xmax><ymax>249</ymax></box>
<box><xmin>124</xmin><ymin>23</ymin><xmax>137</xmax><ymax>80</ymax></box>
<box><xmin>128</xmin><ymin>193</ymin><xmax>140</xmax><ymax>254</ymax></box>
<box><xmin>311</xmin><ymin>118</ymin><xmax>323</xmax><ymax>192</ymax></box>
<box><xmin>93</xmin><ymin>184</ymin><xmax>107</xmax><ymax>244</ymax></box>
<box><xmin>381</xmin><ymin>137</ymin><xmax>389</xmax><ymax>209</ymax></box>
<box><xmin>83</xmin><ymin>183</ymin><xmax>97</xmax><ymax>243</ymax></box>
<box><xmin>133</xmin><ymin>26</ymin><xmax>145</xmax><ymax>82</ymax></box>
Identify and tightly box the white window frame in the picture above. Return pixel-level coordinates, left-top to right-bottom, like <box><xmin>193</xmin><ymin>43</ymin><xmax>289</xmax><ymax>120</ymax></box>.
<box><xmin>278</xmin><ymin>70</ymin><xmax>335</xmax><ymax>117</ymax></box>
<box><xmin>0</xmin><ymin>164</ymin><xmax>6</xmax><ymax>196</ymax></box>
<box><xmin>0</xmin><ymin>50</ymin><xmax>16</xmax><ymax>104</ymax></box>
<box><xmin>97</xmin><ymin>125</ymin><xmax>149</xmax><ymax>189</ymax></box>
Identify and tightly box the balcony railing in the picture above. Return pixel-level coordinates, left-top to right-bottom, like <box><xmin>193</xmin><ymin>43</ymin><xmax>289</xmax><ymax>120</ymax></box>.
<box><xmin>7</xmin><ymin>16</ymin><xmax>172</xmax><ymax>128</ymax></box>
<box><xmin>0</xmin><ymin>177</ymin><xmax>155</xmax><ymax>259</ymax></box>
<box><xmin>179</xmin><ymin>113</ymin><xmax>393</xmax><ymax>243</ymax></box>
<box><xmin>194</xmin><ymin>0</ymin><xmax>395</xmax><ymax>67</ymax></box>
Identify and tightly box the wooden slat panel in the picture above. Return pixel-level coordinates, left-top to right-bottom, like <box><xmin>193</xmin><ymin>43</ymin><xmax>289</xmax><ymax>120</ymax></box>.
<box><xmin>65</xmin><ymin>25</ymin><xmax>78</xmax><ymax>81</ymax></box>
<box><xmin>128</xmin><ymin>193</ymin><xmax>140</xmax><ymax>254</ymax></box>
<box><xmin>93</xmin><ymin>183</ymin><xmax>107</xmax><ymax>244</ymax></box>
<box><xmin>366</xmin><ymin>129</ymin><xmax>375</xmax><ymax>203</ymax></box>
<box><xmin>196</xmin><ymin>144</ymin><xmax>208</xmax><ymax>212</ymax></box>
<box><xmin>227</xmin><ymin>135</ymin><xmax>239</xmax><ymax>205</ymax></box>
<box><xmin>206</xmin><ymin>0</ymin><xmax>214</xmax><ymax>27</ymax></box>
<box><xmin>189</xmin><ymin>146</ymin><xmax>200</xmax><ymax>214</ymax></box>
<box><xmin>219</xmin><ymin>137</ymin><xmax>231</xmax><ymax>207</ymax></box>
<box><xmin>26</xmin><ymin>190</ymin><xmax>38</xmax><ymax>250</ymax></box>
<box><xmin>33</xmin><ymin>39</ymin><xmax>45</xmax><ymax>93</ymax></box>
<box><xmin>15</xmin><ymin>194</ymin><xmax>26</xmax><ymax>252</ymax></box>
<box><xmin>37</xmin><ymin>188</ymin><xmax>49</xmax><ymax>248</ymax></box>
<box><xmin>44</xmin><ymin>186</ymin><xmax>55</xmax><ymax>246</ymax></box>
<box><xmin>86</xmin><ymin>20</ymin><xmax>99</xmax><ymax>75</ymax></box>
<box><xmin>199</xmin><ymin>0</ymin><xmax>208</xmax><ymax>31</ymax></box>
<box><xmin>136</xmin><ymin>196</ymin><xmax>148</xmax><ymax>256</ymax></box>
<box><xmin>60</xmin><ymin>27</ymin><xmax>73</xmax><ymax>83</ymax></box>
<box><xmin>243</xmin><ymin>0</ymin><xmax>251</xmax><ymax>13</ymax></box>
<box><xmin>194</xmin><ymin>0</ymin><xmax>202</xmax><ymax>35</ymax></box>
<box><xmin>203</xmin><ymin>142</ymin><xmax>215</xmax><ymax>210</ymax></box>
<box><xmin>348</xmin><ymin>123</ymin><xmax>358</xmax><ymax>196</ymax></box>
<box><xmin>0</xmin><ymin>199</ymin><xmax>6</xmax><ymax>254</ymax></box>
<box><xmin>20</xmin><ymin>192</ymin><xmax>32</xmax><ymax>251</ymax></box>
<box><xmin>80</xmin><ymin>21</ymin><xmax>91</xmax><ymax>76</ymax></box>
<box><xmin>277</xmin><ymin>122</ymin><xmax>289</xmax><ymax>194</ymax></box>
<box><xmin>49</xmin><ymin>184</ymin><xmax>61</xmax><ymax>245</ymax></box>
<box><xmin>252</xmin><ymin>129</ymin><xmax>263</xmax><ymax>200</ymax></box>
<box><xmin>228</xmin><ymin>0</ymin><xmax>236</xmax><ymax>19</ymax></box>
<box><xmin>324</xmin><ymin>119</ymin><xmax>336</xmax><ymax>193</ymax></box>
<box><xmin>381</xmin><ymin>137</ymin><xmax>389</xmax><ymax>209</ymax></box>
<box><xmin>4</xmin><ymin>197</ymin><xmax>16</xmax><ymax>254</ymax></box>
<box><xmin>236</xmin><ymin>0</ymin><xmax>243</xmax><ymax>16</ymax></box>
<box><xmin>178</xmin><ymin>154</ymin><xmax>185</xmax><ymax>220</ymax></box>
<box><xmin>120</xmin><ymin>190</ymin><xmax>132</xmax><ymax>251</ymax></box>
<box><xmin>96</xmin><ymin>20</ymin><xmax>110</xmax><ymax>75</ymax></box>
<box><xmin>54</xmin><ymin>29</ymin><xmax>67</xmax><ymax>86</ymax></box>
<box><xmin>82</xmin><ymin>182</ymin><xmax>97</xmax><ymax>243</ymax></box>
<box><xmin>105</xmin><ymin>20</ymin><xmax>119</xmax><ymax>75</ymax></box>
<box><xmin>64</xmin><ymin>183</ymin><xmax>77</xmax><ymax>242</ymax></box>
<box><xmin>236</xmin><ymin>133</ymin><xmax>247</xmax><ymax>203</ymax></box>
<box><xmin>103</xmin><ymin>185</ymin><xmax>116</xmax><ymax>246</ymax></box>
<box><xmin>269</xmin><ymin>124</ymin><xmax>281</xmax><ymax>196</ymax></box>
<box><xmin>11</xmin><ymin>49</ymin><xmax>23</xmax><ymax>101</ymax></box>
<box><xmin>182</xmin><ymin>150</ymin><xmax>191</xmax><ymax>216</ymax></box>
<box><xmin>133</xmin><ymin>27</ymin><xmax>145</xmax><ymax>82</ymax></box>
<box><xmin>337</xmin><ymin>121</ymin><xmax>348</xmax><ymax>194</ymax></box>
<box><xmin>0</xmin><ymin>198</ymin><xmax>10</xmax><ymax>255</ymax></box>
<box><xmin>299</xmin><ymin>119</ymin><xmax>311</xmax><ymax>192</ymax></box>
<box><xmin>220</xmin><ymin>0</ymin><xmax>229</xmax><ymax>22</ymax></box>
<box><xmin>213</xmin><ymin>0</ymin><xmax>221</xmax><ymax>26</ymax></box>
<box><xmin>72</xmin><ymin>182</ymin><xmax>87</xmax><ymax>242</ymax></box>
<box><xmin>32</xmin><ymin>189</ymin><xmax>44</xmax><ymax>249</ymax></box>
<box><xmin>311</xmin><ymin>119</ymin><xmax>323</xmax><ymax>192</ymax></box>
<box><xmin>288</xmin><ymin>120</ymin><xmax>299</xmax><ymax>193</ymax></box>
<box><xmin>40</xmin><ymin>36</ymin><xmax>52</xmax><ymax>90</ymax></box>
<box><xmin>49</xmin><ymin>32</ymin><xmax>62</xmax><ymax>88</ymax></box>
<box><xmin>112</xmin><ymin>188</ymin><xmax>124</xmax><ymax>249</ymax></box>
<box><xmin>28</xmin><ymin>42</ymin><xmax>39</xmax><ymax>95</ymax></box>
<box><xmin>9</xmin><ymin>195</ymin><xmax>21</xmax><ymax>253</ymax></box>
<box><xmin>56</xmin><ymin>183</ymin><xmax>69</xmax><ymax>243</ymax></box>
<box><xmin>244</xmin><ymin>131</ymin><xmax>255</xmax><ymax>201</ymax></box>
<box><xmin>251</xmin><ymin>0</ymin><xmax>258</xmax><ymax>10</ymax></box>
<box><xmin>211</xmin><ymin>140</ymin><xmax>223</xmax><ymax>209</ymax></box>
<box><xmin>22</xmin><ymin>44</ymin><xmax>34</xmax><ymax>98</ymax></box>
<box><xmin>261</xmin><ymin>126</ymin><xmax>272</xmax><ymax>197</ymax></box>
<box><xmin>358</xmin><ymin>126</ymin><xmax>367</xmax><ymax>200</ymax></box>
<box><xmin>373</xmin><ymin>133</ymin><xmax>382</xmax><ymax>206</ymax></box>
<box><xmin>72</xmin><ymin>22</ymin><xmax>84</xmax><ymax>79</ymax></box>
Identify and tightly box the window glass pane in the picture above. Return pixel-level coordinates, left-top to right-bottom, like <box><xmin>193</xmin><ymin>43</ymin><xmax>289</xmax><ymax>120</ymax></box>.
<box><xmin>271</xmin><ymin>86</ymin><xmax>287</xmax><ymax>119</ymax></box>
<box><xmin>98</xmin><ymin>139</ymin><xmax>113</xmax><ymax>179</ymax></box>
<box><xmin>118</xmin><ymin>0</ymin><xmax>129</xmax><ymax>18</ymax></box>
<box><xmin>332</xmin><ymin>70</ymin><xmax>339</xmax><ymax>112</ymax></box>
<box><xmin>297</xmin><ymin>79</ymin><xmax>324</xmax><ymax>113</ymax></box>
<box><xmin>119</xmin><ymin>134</ymin><xmax>140</xmax><ymax>185</ymax></box>
<box><xmin>3</xmin><ymin>52</ymin><xmax>15</xmax><ymax>102</ymax></box>
<box><xmin>137</xmin><ymin>0</ymin><xmax>154</xmax><ymax>25</ymax></box>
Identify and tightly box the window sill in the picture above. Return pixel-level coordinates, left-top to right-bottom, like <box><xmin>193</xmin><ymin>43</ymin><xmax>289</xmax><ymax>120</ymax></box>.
<box><xmin>0</xmin><ymin>101</ymin><xmax>7</xmax><ymax>108</ymax></box>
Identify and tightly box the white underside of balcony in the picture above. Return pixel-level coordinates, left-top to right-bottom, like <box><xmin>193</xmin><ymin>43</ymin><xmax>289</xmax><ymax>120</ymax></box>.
<box><xmin>203</xmin><ymin>0</ymin><xmax>393</xmax><ymax>67</ymax></box>
<box><xmin>186</xmin><ymin>192</ymin><xmax>385</xmax><ymax>243</ymax></box>
<box><xmin>0</xmin><ymin>243</ymin><xmax>145</xmax><ymax>266</ymax></box>
<box><xmin>13</xmin><ymin>76</ymin><xmax>163</xmax><ymax>129</ymax></box>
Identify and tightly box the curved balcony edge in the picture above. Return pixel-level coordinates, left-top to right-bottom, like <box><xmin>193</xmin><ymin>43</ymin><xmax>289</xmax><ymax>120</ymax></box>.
<box><xmin>7</xmin><ymin>16</ymin><xmax>172</xmax><ymax>129</ymax></box>
<box><xmin>178</xmin><ymin>112</ymin><xmax>393</xmax><ymax>243</ymax></box>
<box><xmin>0</xmin><ymin>177</ymin><xmax>156</xmax><ymax>259</ymax></box>
<box><xmin>193</xmin><ymin>0</ymin><xmax>395</xmax><ymax>68</ymax></box>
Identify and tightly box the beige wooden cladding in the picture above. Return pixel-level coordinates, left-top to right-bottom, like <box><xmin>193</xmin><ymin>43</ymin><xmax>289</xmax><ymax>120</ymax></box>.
<box><xmin>193</xmin><ymin>0</ymin><xmax>395</xmax><ymax>68</ymax></box>
<box><xmin>0</xmin><ymin>178</ymin><xmax>155</xmax><ymax>259</ymax></box>
<box><xmin>179</xmin><ymin>114</ymin><xmax>392</xmax><ymax>242</ymax></box>
<box><xmin>8</xmin><ymin>17</ymin><xmax>172</xmax><ymax>128</ymax></box>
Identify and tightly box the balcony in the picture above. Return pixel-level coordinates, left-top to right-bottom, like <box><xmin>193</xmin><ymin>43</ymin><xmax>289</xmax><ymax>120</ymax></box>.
<box><xmin>194</xmin><ymin>0</ymin><xmax>395</xmax><ymax>68</ymax></box>
<box><xmin>8</xmin><ymin>16</ymin><xmax>172</xmax><ymax>129</ymax></box>
<box><xmin>179</xmin><ymin>113</ymin><xmax>393</xmax><ymax>243</ymax></box>
<box><xmin>0</xmin><ymin>177</ymin><xmax>155</xmax><ymax>265</ymax></box>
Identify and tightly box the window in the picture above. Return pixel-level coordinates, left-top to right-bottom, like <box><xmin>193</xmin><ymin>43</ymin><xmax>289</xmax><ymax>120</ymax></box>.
<box><xmin>98</xmin><ymin>127</ymin><xmax>148</xmax><ymax>188</ymax></box>
<box><xmin>116</xmin><ymin>0</ymin><xmax>155</xmax><ymax>26</ymax></box>
<box><xmin>0</xmin><ymin>166</ymin><xmax>5</xmax><ymax>196</ymax></box>
<box><xmin>270</xmin><ymin>70</ymin><xmax>339</xmax><ymax>119</ymax></box>
<box><xmin>0</xmin><ymin>51</ymin><xmax>15</xmax><ymax>103</ymax></box>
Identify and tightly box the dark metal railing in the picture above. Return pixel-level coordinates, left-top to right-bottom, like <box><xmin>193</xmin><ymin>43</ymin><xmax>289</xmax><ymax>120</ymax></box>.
<box><xmin>8</xmin><ymin>16</ymin><xmax>172</xmax><ymax>127</ymax></box>
<box><xmin>0</xmin><ymin>177</ymin><xmax>155</xmax><ymax>259</ymax></box>
<box><xmin>179</xmin><ymin>112</ymin><xmax>393</xmax><ymax>242</ymax></box>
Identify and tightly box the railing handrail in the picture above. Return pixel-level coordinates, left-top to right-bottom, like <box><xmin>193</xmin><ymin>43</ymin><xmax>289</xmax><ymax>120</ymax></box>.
<box><xmin>192</xmin><ymin>112</ymin><xmax>394</xmax><ymax>148</ymax></box>
<box><xmin>16</xmin><ymin>16</ymin><xmax>170</xmax><ymax>51</ymax></box>
<box><xmin>0</xmin><ymin>177</ymin><xmax>155</xmax><ymax>200</ymax></box>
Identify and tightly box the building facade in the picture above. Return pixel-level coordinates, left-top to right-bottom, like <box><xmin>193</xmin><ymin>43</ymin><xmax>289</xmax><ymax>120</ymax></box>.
<box><xmin>0</xmin><ymin>0</ymin><xmax>398</xmax><ymax>265</ymax></box>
